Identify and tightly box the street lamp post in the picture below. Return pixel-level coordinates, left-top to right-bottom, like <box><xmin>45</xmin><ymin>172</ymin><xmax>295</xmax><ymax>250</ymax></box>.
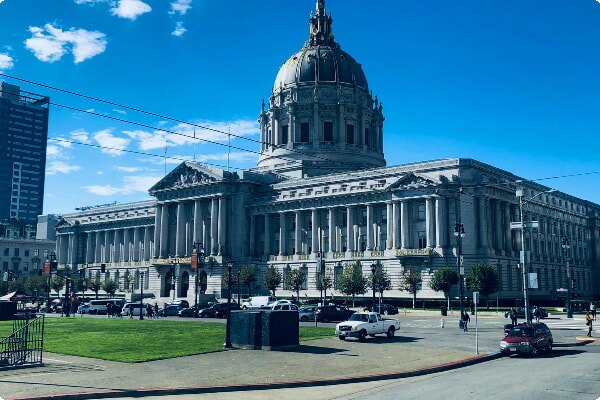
<box><xmin>371</xmin><ymin>264</ymin><xmax>376</xmax><ymax>311</ymax></box>
<box><xmin>237</xmin><ymin>269</ymin><xmax>241</xmax><ymax>305</ymax></box>
<box><xmin>514</xmin><ymin>185</ymin><xmax>555</xmax><ymax>323</ymax></box>
<box><xmin>562</xmin><ymin>237</ymin><xmax>573</xmax><ymax>318</ymax></box>
<box><xmin>192</xmin><ymin>242</ymin><xmax>203</xmax><ymax>318</ymax></box>
<box><xmin>139</xmin><ymin>269</ymin><xmax>145</xmax><ymax>320</ymax></box>
<box><xmin>224</xmin><ymin>260</ymin><xmax>234</xmax><ymax>348</ymax></box>
<box><xmin>171</xmin><ymin>257</ymin><xmax>179</xmax><ymax>301</ymax></box>
<box><xmin>454</xmin><ymin>221</ymin><xmax>466</xmax><ymax>317</ymax></box>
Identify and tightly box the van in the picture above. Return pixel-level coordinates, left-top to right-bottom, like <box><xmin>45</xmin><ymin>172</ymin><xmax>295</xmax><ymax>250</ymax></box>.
<box><xmin>88</xmin><ymin>299</ymin><xmax>125</xmax><ymax>315</ymax></box>
<box><xmin>241</xmin><ymin>296</ymin><xmax>276</xmax><ymax>310</ymax></box>
<box><xmin>121</xmin><ymin>303</ymin><xmax>145</xmax><ymax>316</ymax></box>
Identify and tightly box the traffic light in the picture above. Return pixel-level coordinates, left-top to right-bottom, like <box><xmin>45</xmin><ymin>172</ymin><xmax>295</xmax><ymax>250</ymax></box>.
<box><xmin>100</xmin><ymin>263</ymin><xmax>106</xmax><ymax>273</ymax></box>
<box><xmin>571</xmin><ymin>278</ymin><xmax>577</xmax><ymax>289</ymax></box>
<box><xmin>572</xmin><ymin>292</ymin><xmax>579</xmax><ymax>298</ymax></box>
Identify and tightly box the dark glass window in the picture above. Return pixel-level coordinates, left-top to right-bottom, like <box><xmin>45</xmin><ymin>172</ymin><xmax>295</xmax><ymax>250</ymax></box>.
<box><xmin>346</xmin><ymin>124</ymin><xmax>354</xmax><ymax>145</ymax></box>
<box><xmin>281</xmin><ymin>125</ymin><xmax>288</xmax><ymax>145</ymax></box>
<box><xmin>324</xmin><ymin>121</ymin><xmax>333</xmax><ymax>142</ymax></box>
<box><xmin>365</xmin><ymin>128</ymin><xmax>370</xmax><ymax>146</ymax></box>
<box><xmin>300</xmin><ymin>122</ymin><xmax>310</xmax><ymax>142</ymax></box>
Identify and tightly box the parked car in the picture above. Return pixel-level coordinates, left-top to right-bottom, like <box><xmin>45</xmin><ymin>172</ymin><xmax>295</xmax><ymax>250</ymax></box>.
<box><xmin>515</xmin><ymin>306</ymin><xmax>548</xmax><ymax>320</ymax></box>
<box><xmin>271</xmin><ymin>303</ymin><xmax>298</xmax><ymax>311</ymax></box>
<box><xmin>364</xmin><ymin>304</ymin><xmax>398</xmax><ymax>315</ymax></box>
<box><xmin>299</xmin><ymin>306</ymin><xmax>317</xmax><ymax>322</ymax></box>
<box><xmin>170</xmin><ymin>300</ymin><xmax>190</xmax><ymax>308</ymax></box>
<box><xmin>199</xmin><ymin>303</ymin><xmax>241</xmax><ymax>318</ymax></box>
<box><xmin>314</xmin><ymin>305</ymin><xmax>355</xmax><ymax>322</ymax></box>
<box><xmin>178</xmin><ymin>303</ymin><xmax>213</xmax><ymax>317</ymax></box>
<box><xmin>121</xmin><ymin>303</ymin><xmax>147</xmax><ymax>317</ymax></box>
<box><xmin>158</xmin><ymin>304</ymin><xmax>184</xmax><ymax>317</ymax></box>
<box><xmin>77</xmin><ymin>303</ymin><xmax>90</xmax><ymax>314</ymax></box>
<box><xmin>500</xmin><ymin>323</ymin><xmax>553</xmax><ymax>356</ymax></box>
<box><xmin>335</xmin><ymin>312</ymin><xmax>400</xmax><ymax>341</ymax></box>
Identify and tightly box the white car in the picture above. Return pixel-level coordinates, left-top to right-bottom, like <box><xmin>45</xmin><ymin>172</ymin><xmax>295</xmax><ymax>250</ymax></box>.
<box><xmin>335</xmin><ymin>312</ymin><xmax>400</xmax><ymax>341</ymax></box>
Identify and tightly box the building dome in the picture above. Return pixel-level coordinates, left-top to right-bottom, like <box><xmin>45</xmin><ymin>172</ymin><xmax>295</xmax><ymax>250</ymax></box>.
<box><xmin>257</xmin><ymin>0</ymin><xmax>386</xmax><ymax>178</ymax></box>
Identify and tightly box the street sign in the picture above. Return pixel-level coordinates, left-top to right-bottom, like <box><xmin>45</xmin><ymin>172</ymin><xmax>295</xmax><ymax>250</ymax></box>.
<box><xmin>510</xmin><ymin>221</ymin><xmax>539</xmax><ymax>229</ymax></box>
<box><xmin>473</xmin><ymin>292</ymin><xmax>479</xmax><ymax>304</ymax></box>
<box><xmin>524</xmin><ymin>221</ymin><xmax>539</xmax><ymax>229</ymax></box>
<box><xmin>510</xmin><ymin>222</ymin><xmax>523</xmax><ymax>229</ymax></box>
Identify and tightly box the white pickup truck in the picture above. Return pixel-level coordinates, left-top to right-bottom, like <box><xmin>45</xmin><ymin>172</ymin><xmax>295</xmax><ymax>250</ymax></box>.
<box><xmin>335</xmin><ymin>312</ymin><xmax>400</xmax><ymax>341</ymax></box>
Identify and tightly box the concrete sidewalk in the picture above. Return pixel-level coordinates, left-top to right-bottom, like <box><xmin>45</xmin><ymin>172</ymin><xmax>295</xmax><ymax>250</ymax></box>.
<box><xmin>0</xmin><ymin>312</ymin><xmax>594</xmax><ymax>400</ymax></box>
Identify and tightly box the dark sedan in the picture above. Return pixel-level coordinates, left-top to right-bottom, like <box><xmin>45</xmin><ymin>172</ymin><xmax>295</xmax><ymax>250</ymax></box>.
<box><xmin>199</xmin><ymin>303</ymin><xmax>241</xmax><ymax>318</ymax></box>
<box><xmin>364</xmin><ymin>304</ymin><xmax>399</xmax><ymax>315</ymax></box>
<box><xmin>314</xmin><ymin>305</ymin><xmax>355</xmax><ymax>322</ymax></box>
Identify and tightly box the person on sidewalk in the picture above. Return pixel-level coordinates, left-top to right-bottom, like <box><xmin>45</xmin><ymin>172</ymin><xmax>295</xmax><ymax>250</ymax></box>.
<box><xmin>509</xmin><ymin>308</ymin><xmax>518</xmax><ymax>326</ymax></box>
<box><xmin>590</xmin><ymin>302</ymin><xmax>596</xmax><ymax>321</ymax></box>
<box><xmin>585</xmin><ymin>312</ymin><xmax>593</xmax><ymax>337</ymax></box>
<box><xmin>461</xmin><ymin>311</ymin><xmax>470</xmax><ymax>332</ymax></box>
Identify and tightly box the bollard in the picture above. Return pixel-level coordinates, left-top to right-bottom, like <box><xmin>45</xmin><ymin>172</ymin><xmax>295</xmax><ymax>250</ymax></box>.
<box><xmin>440</xmin><ymin>318</ymin><xmax>445</xmax><ymax>328</ymax></box>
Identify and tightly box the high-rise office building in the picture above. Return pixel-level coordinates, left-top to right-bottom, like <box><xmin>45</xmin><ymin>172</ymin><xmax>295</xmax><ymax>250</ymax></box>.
<box><xmin>0</xmin><ymin>82</ymin><xmax>50</xmax><ymax>225</ymax></box>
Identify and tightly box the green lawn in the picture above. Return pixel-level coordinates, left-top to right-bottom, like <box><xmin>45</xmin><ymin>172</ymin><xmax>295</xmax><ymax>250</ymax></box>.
<box><xmin>0</xmin><ymin>317</ymin><xmax>333</xmax><ymax>363</ymax></box>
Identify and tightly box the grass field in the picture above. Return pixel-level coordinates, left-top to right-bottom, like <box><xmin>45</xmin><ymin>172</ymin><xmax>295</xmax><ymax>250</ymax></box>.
<box><xmin>0</xmin><ymin>317</ymin><xmax>333</xmax><ymax>363</ymax></box>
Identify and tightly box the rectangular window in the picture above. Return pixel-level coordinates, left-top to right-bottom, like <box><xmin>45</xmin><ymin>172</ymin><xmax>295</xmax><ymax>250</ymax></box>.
<box><xmin>364</xmin><ymin>128</ymin><xmax>370</xmax><ymax>147</ymax></box>
<box><xmin>346</xmin><ymin>124</ymin><xmax>354</xmax><ymax>145</ymax></box>
<box><xmin>23</xmin><ymin>262</ymin><xmax>29</xmax><ymax>271</ymax></box>
<box><xmin>323</xmin><ymin>121</ymin><xmax>333</xmax><ymax>142</ymax></box>
<box><xmin>300</xmin><ymin>122</ymin><xmax>310</xmax><ymax>142</ymax></box>
<box><xmin>281</xmin><ymin>125</ymin><xmax>288</xmax><ymax>145</ymax></box>
<box><xmin>417</xmin><ymin>203</ymin><xmax>426</xmax><ymax>220</ymax></box>
<box><xmin>417</xmin><ymin>231</ymin><xmax>427</xmax><ymax>249</ymax></box>
<box><xmin>25</xmin><ymin>249</ymin><xmax>30</xmax><ymax>257</ymax></box>
<box><xmin>14</xmin><ymin>248</ymin><xmax>19</xmax><ymax>257</ymax></box>
<box><xmin>34</xmin><ymin>249</ymin><xmax>39</xmax><ymax>257</ymax></box>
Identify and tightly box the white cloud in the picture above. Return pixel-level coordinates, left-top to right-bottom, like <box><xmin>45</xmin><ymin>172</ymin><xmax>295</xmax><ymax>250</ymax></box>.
<box><xmin>170</xmin><ymin>0</ymin><xmax>192</xmax><ymax>15</ymax></box>
<box><xmin>116</xmin><ymin>166</ymin><xmax>142</xmax><ymax>172</ymax></box>
<box><xmin>82</xmin><ymin>184</ymin><xmax>122</xmax><ymax>196</ymax></box>
<box><xmin>93</xmin><ymin>129</ymin><xmax>130</xmax><ymax>156</ymax></box>
<box><xmin>25</xmin><ymin>23</ymin><xmax>107</xmax><ymax>63</ymax></box>
<box><xmin>0</xmin><ymin>53</ymin><xmax>14</xmax><ymax>72</ymax></box>
<box><xmin>74</xmin><ymin>0</ymin><xmax>110</xmax><ymax>4</ymax></box>
<box><xmin>70</xmin><ymin>129</ymin><xmax>93</xmax><ymax>144</ymax></box>
<box><xmin>113</xmin><ymin>109</ymin><xmax>127</xmax><ymax>115</ymax></box>
<box><xmin>82</xmin><ymin>174</ymin><xmax>161</xmax><ymax>196</ymax></box>
<box><xmin>46</xmin><ymin>161</ymin><xmax>82</xmax><ymax>175</ymax></box>
<box><xmin>110</xmin><ymin>0</ymin><xmax>152</xmax><ymax>20</ymax></box>
<box><xmin>172</xmin><ymin>22</ymin><xmax>187</xmax><ymax>37</ymax></box>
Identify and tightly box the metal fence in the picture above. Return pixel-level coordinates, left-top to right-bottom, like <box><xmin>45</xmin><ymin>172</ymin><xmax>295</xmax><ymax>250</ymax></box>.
<box><xmin>0</xmin><ymin>313</ymin><xmax>44</xmax><ymax>368</ymax></box>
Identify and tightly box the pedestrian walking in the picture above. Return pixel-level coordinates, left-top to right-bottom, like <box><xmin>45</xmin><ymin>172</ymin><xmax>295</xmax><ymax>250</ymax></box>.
<box><xmin>106</xmin><ymin>303</ymin><xmax>112</xmax><ymax>318</ymax></box>
<box><xmin>590</xmin><ymin>302</ymin><xmax>596</xmax><ymax>321</ymax></box>
<box><xmin>532</xmin><ymin>306</ymin><xmax>540</xmax><ymax>323</ymax></box>
<box><xmin>154</xmin><ymin>302</ymin><xmax>159</xmax><ymax>318</ymax></box>
<box><xmin>461</xmin><ymin>311</ymin><xmax>470</xmax><ymax>332</ymax></box>
<box><xmin>509</xmin><ymin>308</ymin><xmax>518</xmax><ymax>326</ymax></box>
<box><xmin>586</xmin><ymin>312</ymin><xmax>593</xmax><ymax>337</ymax></box>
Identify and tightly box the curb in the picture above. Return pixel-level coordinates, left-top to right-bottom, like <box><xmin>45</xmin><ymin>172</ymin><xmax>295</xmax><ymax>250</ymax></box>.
<box><xmin>8</xmin><ymin>352</ymin><xmax>504</xmax><ymax>400</ymax></box>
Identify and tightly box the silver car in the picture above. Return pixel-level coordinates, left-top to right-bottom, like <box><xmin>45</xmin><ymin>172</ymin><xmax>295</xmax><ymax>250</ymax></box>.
<box><xmin>299</xmin><ymin>306</ymin><xmax>317</xmax><ymax>322</ymax></box>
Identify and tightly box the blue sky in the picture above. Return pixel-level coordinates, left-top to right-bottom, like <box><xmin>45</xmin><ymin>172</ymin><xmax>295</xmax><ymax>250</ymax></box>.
<box><xmin>0</xmin><ymin>0</ymin><xmax>599</xmax><ymax>216</ymax></box>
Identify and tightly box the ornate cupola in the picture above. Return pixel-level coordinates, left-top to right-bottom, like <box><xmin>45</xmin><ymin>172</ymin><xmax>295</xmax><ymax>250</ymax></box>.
<box><xmin>257</xmin><ymin>0</ymin><xmax>386</xmax><ymax>178</ymax></box>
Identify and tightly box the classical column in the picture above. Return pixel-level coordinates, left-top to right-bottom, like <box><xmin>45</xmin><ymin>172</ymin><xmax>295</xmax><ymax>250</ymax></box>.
<box><xmin>347</xmin><ymin>206</ymin><xmax>355</xmax><ymax>252</ymax></box>
<box><xmin>495</xmin><ymin>200</ymin><xmax>504</xmax><ymax>254</ymax></box>
<box><xmin>435</xmin><ymin>196</ymin><xmax>446</xmax><ymax>249</ymax></box>
<box><xmin>218</xmin><ymin>197</ymin><xmax>227</xmax><ymax>255</ymax></box>
<box><xmin>479</xmin><ymin>197</ymin><xmax>489</xmax><ymax>249</ymax></box>
<box><xmin>175</xmin><ymin>202</ymin><xmax>186</xmax><ymax>257</ymax></box>
<box><xmin>86</xmin><ymin>233</ymin><xmax>93</xmax><ymax>264</ymax></box>
<box><xmin>504</xmin><ymin>203</ymin><xmax>513</xmax><ymax>255</ymax></box>
<box><xmin>210</xmin><ymin>198</ymin><xmax>219</xmax><ymax>255</ymax></box>
<box><xmin>328</xmin><ymin>208</ymin><xmax>337</xmax><ymax>253</ymax></box>
<box><xmin>153</xmin><ymin>204</ymin><xmax>162</xmax><ymax>259</ymax></box>
<box><xmin>160</xmin><ymin>204</ymin><xmax>169</xmax><ymax>258</ymax></box>
<box><xmin>386</xmin><ymin>202</ymin><xmax>393</xmax><ymax>250</ymax></box>
<box><xmin>294</xmin><ymin>211</ymin><xmax>302</xmax><ymax>254</ymax></box>
<box><xmin>393</xmin><ymin>201</ymin><xmax>400</xmax><ymax>250</ymax></box>
<box><xmin>68</xmin><ymin>234</ymin><xmax>75</xmax><ymax>265</ymax></box>
<box><xmin>132</xmin><ymin>228</ymin><xmax>140</xmax><ymax>262</ymax></box>
<box><xmin>366</xmin><ymin>204</ymin><xmax>374</xmax><ymax>250</ymax></box>
<box><xmin>401</xmin><ymin>200</ymin><xmax>409</xmax><ymax>249</ymax></box>
<box><xmin>426</xmin><ymin>197</ymin><xmax>435</xmax><ymax>248</ymax></box>
<box><xmin>95</xmin><ymin>231</ymin><xmax>102</xmax><ymax>263</ymax></box>
<box><xmin>143</xmin><ymin>226</ymin><xmax>152</xmax><ymax>261</ymax></box>
<box><xmin>104</xmin><ymin>230</ymin><xmax>110</xmax><ymax>263</ymax></box>
<box><xmin>123</xmin><ymin>228</ymin><xmax>130</xmax><ymax>262</ymax></box>
<box><xmin>113</xmin><ymin>229</ymin><xmax>121</xmax><ymax>263</ymax></box>
<box><xmin>311</xmin><ymin>209</ymin><xmax>319</xmax><ymax>254</ymax></box>
<box><xmin>264</xmin><ymin>213</ymin><xmax>272</xmax><ymax>256</ymax></box>
<box><xmin>249</xmin><ymin>215</ymin><xmax>256</xmax><ymax>257</ymax></box>
<box><xmin>194</xmin><ymin>200</ymin><xmax>204</xmax><ymax>245</ymax></box>
<box><xmin>279</xmin><ymin>212</ymin><xmax>287</xmax><ymax>255</ymax></box>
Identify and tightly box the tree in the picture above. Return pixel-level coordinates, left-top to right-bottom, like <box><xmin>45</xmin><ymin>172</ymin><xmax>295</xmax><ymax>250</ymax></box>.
<box><xmin>399</xmin><ymin>267</ymin><xmax>422</xmax><ymax>309</ymax></box>
<box><xmin>372</xmin><ymin>263</ymin><xmax>393</xmax><ymax>299</ymax></box>
<box><xmin>315</xmin><ymin>274</ymin><xmax>333</xmax><ymax>303</ymax></box>
<box><xmin>285</xmin><ymin>268</ymin><xmax>306</xmax><ymax>301</ymax></box>
<box><xmin>262</xmin><ymin>266</ymin><xmax>282</xmax><ymax>296</ymax></box>
<box><xmin>50</xmin><ymin>275</ymin><xmax>65</xmax><ymax>296</ymax></box>
<box><xmin>468</xmin><ymin>262</ymin><xmax>499</xmax><ymax>309</ymax></box>
<box><xmin>101</xmin><ymin>279</ymin><xmax>118</xmax><ymax>296</ymax></box>
<box><xmin>88</xmin><ymin>278</ymin><xmax>101</xmax><ymax>299</ymax></box>
<box><xmin>24</xmin><ymin>275</ymin><xmax>47</xmax><ymax>296</ymax></box>
<box><xmin>429</xmin><ymin>266</ymin><xmax>459</xmax><ymax>309</ymax></box>
<box><xmin>337</xmin><ymin>261</ymin><xmax>368</xmax><ymax>307</ymax></box>
<box><xmin>239</xmin><ymin>265</ymin><xmax>258</xmax><ymax>297</ymax></box>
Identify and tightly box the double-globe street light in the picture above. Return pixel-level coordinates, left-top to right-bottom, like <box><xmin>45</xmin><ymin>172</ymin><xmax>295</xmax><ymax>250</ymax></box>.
<box><xmin>562</xmin><ymin>237</ymin><xmax>573</xmax><ymax>318</ymax></box>
<box><xmin>192</xmin><ymin>242</ymin><xmax>204</xmax><ymax>318</ymax></box>
<box><xmin>513</xmin><ymin>184</ymin><xmax>556</xmax><ymax>323</ymax></box>
<box><xmin>224</xmin><ymin>259</ymin><xmax>234</xmax><ymax>348</ymax></box>
<box><xmin>370</xmin><ymin>264</ymin><xmax>377</xmax><ymax>311</ymax></box>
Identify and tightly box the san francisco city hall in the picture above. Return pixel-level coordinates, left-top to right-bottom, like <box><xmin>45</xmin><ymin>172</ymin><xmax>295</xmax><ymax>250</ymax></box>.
<box><xmin>53</xmin><ymin>1</ymin><xmax>600</xmax><ymax>305</ymax></box>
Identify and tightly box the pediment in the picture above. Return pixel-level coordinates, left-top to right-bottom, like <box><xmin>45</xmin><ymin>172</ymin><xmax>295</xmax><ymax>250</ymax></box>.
<box><xmin>149</xmin><ymin>162</ymin><xmax>222</xmax><ymax>193</ymax></box>
<box><xmin>388</xmin><ymin>173</ymin><xmax>436</xmax><ymax>190</ymax></box>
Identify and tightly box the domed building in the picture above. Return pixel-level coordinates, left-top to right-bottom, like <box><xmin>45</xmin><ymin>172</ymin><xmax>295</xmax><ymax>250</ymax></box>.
<box><xmin>52</xmin><ymin>1</ymin><xmax>600</xmax><ymax>309</ymax></box>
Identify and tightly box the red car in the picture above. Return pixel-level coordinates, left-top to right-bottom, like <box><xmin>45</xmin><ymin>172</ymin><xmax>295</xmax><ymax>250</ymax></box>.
<box><xmin>500</xmin><ymin>323</ymin><xmax>553</xmax><ymax>356</ymax></box>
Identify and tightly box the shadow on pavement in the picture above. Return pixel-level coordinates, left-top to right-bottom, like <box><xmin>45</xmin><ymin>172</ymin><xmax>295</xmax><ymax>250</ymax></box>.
<box><xmin>278</xmin><ymin>345</ymin><xmax>347</xmax><ymax>355</ymax></box>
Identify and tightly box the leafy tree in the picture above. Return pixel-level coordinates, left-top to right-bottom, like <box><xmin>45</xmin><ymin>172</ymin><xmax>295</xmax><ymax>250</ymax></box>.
<box><xmin>285</xmin><ymin>268</ymin><xmax>306</xmax><ymax>301</ymax></box>
<box><xmin>262</xmin><ymin>266</ymin><xmax>282</xmax><ymax>296</ymax></box>
<box><xmin>399</xmin><ymin>267</ymin><xmax>423</xmax><ymax>309</ymax></box>
<box><xmin>371</xmin><ymin>263</ymin><xmax>393</xmax><ymax>298</ymax></box>
<box><xmin>239</xmin><ymin>265</ymin><xmax>258</xmax><ymax>297</ymax></box>
<box><xmin>24</xmin><ymin>275</ymin><xmax>46</xmax><ymax>296</ymax></box>
<box><xmin>50</xmin><ymin>275</ymin><xmax>65</xmax><ymax>295</ymax></box>
<box><xmin>101</xmin><ymin>279</ymin><xmax>119</xmax><ymax>296</ymax></box>
<box><xmin>468</xmin><ymin>262</ymin><xmax>499</xmax><ymax>309</ymax></box>
<box><xmin>429</xmin><ymin>266</ymin><xmax>459</xmax><ymax>309</ymax></box>
<box><xmin>337</xmin><ymin>261</ymin><xmax>368</xmax><ymax>307</ymax></box>
<box><xmin>88</xmin><ymin>278</ymin><xmax>102</xmax><ymax>299</ymax></box>
<box><xmin>315</xmin><ymin>274</ymin><xmax>333</xmax><ymax>303</ymax></box>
